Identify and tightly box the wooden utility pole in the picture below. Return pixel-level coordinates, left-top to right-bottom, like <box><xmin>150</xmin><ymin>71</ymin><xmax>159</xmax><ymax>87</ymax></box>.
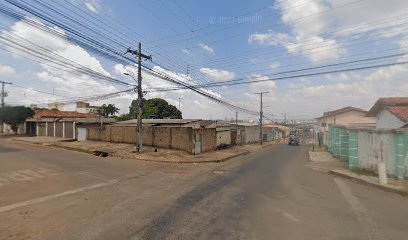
<box><xmin>126</xmin><ymin>43</ymin><xmax>151</xmax><ymax>153</ymax></box>
<box><xmin>255</xmin><ymin>92</ymin><xmax>268</xmax><ymax>145</ymax></box>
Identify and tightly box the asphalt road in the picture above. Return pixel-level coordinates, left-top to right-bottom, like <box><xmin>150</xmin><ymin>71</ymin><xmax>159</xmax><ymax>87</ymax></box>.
<box><xmin>1</xmin><ymin>138</ymin><xmax>408</xmax><ymax>240</ymax></box>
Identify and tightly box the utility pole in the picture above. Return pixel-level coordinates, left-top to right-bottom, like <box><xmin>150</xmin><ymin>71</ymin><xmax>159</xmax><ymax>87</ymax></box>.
<box><xmin>254</xmin><ymin>91</ymin><xmax>268</xmax><ymax>145</ymax></box>
<box><xmin>0</xmin><ymin>81</ymin><xmax>12</xmax><ymax>134</ymax></box>
<box><xmin>1</xmin><ymin>80</ymin><xmax>12</xmax><ymax>108</ymax></box>
<box><xmin>125</xmin><ymin>43</ymin><xmax>151</xmax><ymax>153</ymax></box>
<box><xmin>235</xmin><ymin>111</ymin><xmax>238</xmax><ymax>125</ymax></box>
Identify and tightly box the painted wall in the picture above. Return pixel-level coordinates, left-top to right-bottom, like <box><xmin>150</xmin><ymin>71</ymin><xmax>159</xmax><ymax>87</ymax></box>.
<box><xmin>358</xmin><ymin>131</ymin><xmax>396</xmax><ymax>175</ymax></box>
<box><xmin>376</xmin><ymin>109</ymin><xmax>405</xmax><ymax>129</ymax></box>
<box><xmin>329</xmin><ymin>125</ymin><xmax>407</xmax><ymax>178</ymax></box>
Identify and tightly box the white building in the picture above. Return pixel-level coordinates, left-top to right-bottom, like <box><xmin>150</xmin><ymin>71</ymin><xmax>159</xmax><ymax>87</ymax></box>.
<box><xmin>366</xmin><ymin>97</ymin><xmax>408</xmax><ymax>129</ymax></box>
<box><xmin>76</xmin><ymin>102</ymin><xmax>101</xmax><ymax>114</ymax></box>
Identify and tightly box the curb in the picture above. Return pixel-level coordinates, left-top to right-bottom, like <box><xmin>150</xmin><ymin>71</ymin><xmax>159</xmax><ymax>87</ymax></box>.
<box><xmin>12</xmin><ymin>138</ymin><xmax>252</xmax><ymax>164</ymax></box>
<box><xmin>113</xmin><ymin>150</ymin><xmax>250</xmax><ymax>164</ymax></box>
<box><xmin>329</xmin><ymin>170</ymin><xmax>408</xmax><ymax>196</ymax></box>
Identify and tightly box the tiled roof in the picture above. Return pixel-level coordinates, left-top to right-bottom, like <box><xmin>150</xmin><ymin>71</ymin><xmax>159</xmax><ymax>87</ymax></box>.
<box><xmin>34</xmin><ymin>110</ymin><xmax>96</xmax><ymax>118</ymax></box>
<box><xmin>367</xmin><ymin>97</ymin><xmax>408</xmax><ymax>117</ymax></box>
<box><xmin>316</xmin><ymin>106</ymin><xmax>367</xmax><ymax>119</ymax></box>
<box><xmin>386</xmin><ymin>106</ymin><xmax>408</xmax><ymax>123</ymax></box>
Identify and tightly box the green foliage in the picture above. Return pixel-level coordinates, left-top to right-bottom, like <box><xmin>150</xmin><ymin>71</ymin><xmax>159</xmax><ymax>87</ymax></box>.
<box><xmin>0</xmin><ymin>106</ymin><xmax>34</xmax><ymax>133</ymax></box>
<box><xmin>126</xmin><ymin>98</ymin><xmax>182</xmax><ymax>119</ymax></box>
<box><xmin>99</xmin><ymin>104</ymin><xmax>119</xmax><ymax>117</ymax></box>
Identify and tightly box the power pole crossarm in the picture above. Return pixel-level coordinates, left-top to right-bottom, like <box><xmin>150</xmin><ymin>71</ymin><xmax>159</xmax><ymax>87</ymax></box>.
<box><xmin>125</xmin><ymin>43</ymin><xmax>151</xmax><ymax>153</ymax></box>
<box><xmin>254</xmin><ymin>91</ymin><xmax>269</xmax><ymax>145</ymax></box>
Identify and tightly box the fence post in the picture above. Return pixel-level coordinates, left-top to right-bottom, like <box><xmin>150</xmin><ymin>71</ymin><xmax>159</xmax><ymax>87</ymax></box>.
<box><xmin>395</xmin><ymin>132</ymin><xmax>407</xmax><ymax>181</ymax></box>
<box><xmin>348</xmin><ymin>129</ymin><xmax>359</xmax><ymax>171</ymax></box>
<box><xmin>333</xmin><ymin>127</ymin><xmax>340</xmax><ymax>158</ymax></box>
<box><xmin>328</xmin><ymin>125</ymin><xmax>332</xmax><ymax>153</ymax></box>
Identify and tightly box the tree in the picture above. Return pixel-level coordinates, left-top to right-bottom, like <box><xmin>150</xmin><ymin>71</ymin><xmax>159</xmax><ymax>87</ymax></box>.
<box><xmin>99</xmin><ymin>104</ymin><xmax>119</xmax><ymax>117</ymax></box>
<box><xmin>127</xmin><ymin>98</ymin><xmax>182</xmax><ymax>119</ymax></box>
<box><xmin>0</xmin><ymin>106</ymin><xmax>34</xmax><ymax>133</ymax></box>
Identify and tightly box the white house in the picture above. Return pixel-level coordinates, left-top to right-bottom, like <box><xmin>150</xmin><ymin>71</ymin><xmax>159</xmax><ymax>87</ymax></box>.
<box><xmin>366</xmin><ymin>97</ymin><xmax>408</xmax><ymax>129</ymax></box>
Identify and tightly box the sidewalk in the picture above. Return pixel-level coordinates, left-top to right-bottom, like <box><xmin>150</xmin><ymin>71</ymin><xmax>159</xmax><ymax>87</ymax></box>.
<box><xmin>307</xmin><ymin>151</ymin><xmax>408</xmax><ymax>195</ymax></box>
<box><xmin>12</xmin><ymin>137</ymin><xmax>277</xmax><ymax>163</ymax></box>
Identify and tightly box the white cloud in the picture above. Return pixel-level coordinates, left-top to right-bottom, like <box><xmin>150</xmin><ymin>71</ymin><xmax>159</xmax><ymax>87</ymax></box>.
<box><xmin>84</xmin><ymin>0</ymin><xmax>100</xmax><ymax>13</ymax></box>
<box><xmin>270</xmin><ymin>62</ymin><xmax>280</xmax><ymax>69</ymax></box>
<box><xmin>248</xmin><ymin>30</ymin><xmax>290</xmax><ymax>46</ymax></box>
<box><xmin>0</xmin><ymin>64</ymin><xmax>15</xmax><ymax>76</ymax></box>
<box><xmin>182</xmin><ymin>49</ymin><xmax>190</xmax><ymax>55</ymax></box>
<box><xmin>199</xmin><ymin>43</ymin><xmax>214</xmax><ymax>54</ymax></box>
<box><xmin>200</xmin><ymin>67</ymin><xmax>235</xmax><ymax>81</ymax></box>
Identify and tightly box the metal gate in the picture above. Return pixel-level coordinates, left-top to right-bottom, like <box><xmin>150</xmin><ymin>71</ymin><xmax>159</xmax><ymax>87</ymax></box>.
<box><xmin>230</xmin><ymin>129</ymin><xmax>237</xmax><ymax>146</ymax></box>
<box><xmin>55</xmin><ymin>122</ymin><xmax>63</xmax><ymax>138</ymax></box>
<box><xmin>77</xmin><ymin>128</ymin><xmax>87</xmax><ymax>141</ymax></box>
<box><xmin>47</xmin><ymin>122</ymin><xmax>54</xmax><ymax>137</ymax></box>
<box><xmin>64</xmin><ymin>122</ymin><xmax>73</xmax><ymax>139</ymax></box>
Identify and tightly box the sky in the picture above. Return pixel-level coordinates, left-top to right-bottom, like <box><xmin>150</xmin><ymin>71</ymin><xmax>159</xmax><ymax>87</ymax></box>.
<box><xmin>1</xmin><ymin>0</ymin><xmax>408</xmax><ymax>121</ymax></box>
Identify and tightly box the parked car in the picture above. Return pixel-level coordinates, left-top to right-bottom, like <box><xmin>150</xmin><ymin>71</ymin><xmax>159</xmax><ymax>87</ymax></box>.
<box><xmin>288</xmin><ymin>136</ymin><xmax>300</xmax><ymax>146</ymax></box>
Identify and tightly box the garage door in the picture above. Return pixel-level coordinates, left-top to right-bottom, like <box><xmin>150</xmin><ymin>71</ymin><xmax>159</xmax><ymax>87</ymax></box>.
<box><xmin>64</xmin><ymin>122</ymin><xmax>73</xmax><ymax>139</ymax></box>
<box><xmin>47</xmin><ymin>122</ymin><xmax>54</xmax><ymax>137</ymax></box>
<box><xmin>55</xmin><ymin>122</ymin><xmax>63</xmax><ymax>138</ymax></box>
<box><xmin>38</xmin><ymin>123</ymin><xmax>46</xmax><ymax>136</ymax></box>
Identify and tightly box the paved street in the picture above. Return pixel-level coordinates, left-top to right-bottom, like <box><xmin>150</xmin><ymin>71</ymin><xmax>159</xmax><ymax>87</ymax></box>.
<box><xmin>1</xmin><ymin>138</ymin><xmax>408</xmax><ymax>240</ymax></box>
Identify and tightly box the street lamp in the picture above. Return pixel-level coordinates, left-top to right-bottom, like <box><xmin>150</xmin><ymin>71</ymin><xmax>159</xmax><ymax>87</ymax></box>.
<box><xmin>123</xmin><ymin>72</ymin><xmax>137</xmax><ymax>83</ymax></box>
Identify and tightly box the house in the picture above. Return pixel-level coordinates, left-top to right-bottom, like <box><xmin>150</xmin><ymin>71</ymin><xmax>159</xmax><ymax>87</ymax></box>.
<box><xmin>76</xmin><ymin>101</ymin><xmax>102</xmax><ymax>114</ymax></box>
<box><xmin>316</xmin><ymin>106</ymin><xmax>376</xmax><ymax>131</ymax></box>
<box><xmin>366</xmin><ymin>97</ymin><xmax>408</xmax><ymax>129</ymax></box>
<box><xmin>25</xmin><ymin>110</ymin><xmax>116</xmax><ymax>139</ymax></box>
<box><xmin>231</xmin><ymin>123</ymin><xmax>260</xmax><ymax>144</ymax></box>
<box><xmin>263</xmin><ymin>124</ymin><xmax>287</xmax><ymax>141</ymax></box>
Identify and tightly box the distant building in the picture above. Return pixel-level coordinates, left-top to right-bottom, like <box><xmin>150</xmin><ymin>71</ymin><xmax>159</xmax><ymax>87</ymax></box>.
<box><xmin>366</xmin><ymin>97</ymin><xmax>408</xmax><ymax>129</ymax></box>
<box><xmin>47</xmin><ymin>102</ymin><xmax>64</xmax><ymax>111</ymax></box>
<box><xmin>76</xmin><ymin>102</ymin><xmax>101</xmax><ymax>114</ymax></box>
<box><xmin>316</xmin><ymin>106</ymin><xmax>376</xmax><ymax>132</ymax></box>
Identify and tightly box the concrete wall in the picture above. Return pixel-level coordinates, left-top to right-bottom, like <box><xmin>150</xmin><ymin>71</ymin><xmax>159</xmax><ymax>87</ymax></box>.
<box><xmin>216</xmin><ymin>130</ymin><xmax>231</xmax><ymax>146</ymax></box>
<box><xmin>377</xmin><ymin>109</ymin><xmax>405</xmax><ymax>129</ymax></box>
<box><xmin>195</xmin><ymin>128</ymin><xmax>216</xmax><ymax>152</ymax></box>
<box><xmin>244</xmin><ymin>125</ymin><xmax>260</xmax><ymax>144</ymax></box>
<box><xmin>87</xmin><ymin>125</ymin><xmax>216</xmax><ymax>154</ymax></box>
<box><xmin>358</xmin><ymin>131</ymin><xmax>395</xmax><ymax>175</ymax></box>
<box><xmin>1</xmin><ymin>123</ymin><xmax>25</xmax><ymax>135</ymax></box>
